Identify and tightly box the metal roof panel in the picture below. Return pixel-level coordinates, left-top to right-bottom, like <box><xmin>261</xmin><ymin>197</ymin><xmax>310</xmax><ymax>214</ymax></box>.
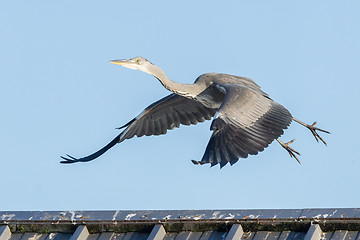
<box><xmin>1</xmin><ymin>209</ymin><xmax>360</xmax><ymax>240</ymax></box>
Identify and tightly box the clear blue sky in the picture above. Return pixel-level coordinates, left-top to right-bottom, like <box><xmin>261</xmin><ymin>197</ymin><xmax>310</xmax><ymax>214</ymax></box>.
<box><xmin>1</xmin><ymin>1</ymin><xmax>359</xmax><ymax>211</ymax></box>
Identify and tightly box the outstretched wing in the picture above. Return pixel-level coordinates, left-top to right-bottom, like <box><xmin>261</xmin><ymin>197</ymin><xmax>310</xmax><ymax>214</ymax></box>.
<box><xmin>61</xmin><ymin>93</ymin><xmax>217</xmax><ymax>164</ymax></box>
<box><xmin>194</xmin><ymin>84</ymin><xmax>292</xmax><ymax>168</ymax></box>
<box><xmin>117</xmin><ymin>93</ymin><xmax>217</xmax><ymax>140</ymax></box>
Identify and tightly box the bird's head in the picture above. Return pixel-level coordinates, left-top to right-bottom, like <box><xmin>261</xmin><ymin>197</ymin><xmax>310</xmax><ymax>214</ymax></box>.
<box><xmin>109</xmin><ymin>57</ymin><xmax>154</xmax><ymax>74</ymax></box>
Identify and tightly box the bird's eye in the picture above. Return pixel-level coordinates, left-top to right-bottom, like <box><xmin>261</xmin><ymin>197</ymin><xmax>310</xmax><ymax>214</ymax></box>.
<box><xmin>135</xmin><ymin>59</ymin><xmax>140</xmax><ymax>64</ymax></box>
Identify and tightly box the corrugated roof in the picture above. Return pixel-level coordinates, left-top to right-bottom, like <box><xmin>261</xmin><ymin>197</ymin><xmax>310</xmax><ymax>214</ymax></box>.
<box><xmin>1</xmin><ymin>209</ymin><xmax>360</xmax><ymax>240</ymax></box>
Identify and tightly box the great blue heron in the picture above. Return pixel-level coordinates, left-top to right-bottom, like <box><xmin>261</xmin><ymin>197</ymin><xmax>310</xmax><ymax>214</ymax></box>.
<box><xmin>61</xmin><ymin>57</ymin><xmax>329</xmax><ymax>167</ymax></box>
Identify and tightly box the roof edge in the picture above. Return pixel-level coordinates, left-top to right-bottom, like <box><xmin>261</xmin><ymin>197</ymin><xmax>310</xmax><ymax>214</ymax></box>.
<box><xmin>1</xmin><ymin>208</ymin><xmax>359</xmax><ymax>222</ymax></box>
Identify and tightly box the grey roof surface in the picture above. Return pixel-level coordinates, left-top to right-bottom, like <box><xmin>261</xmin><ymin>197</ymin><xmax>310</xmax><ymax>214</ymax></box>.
<box><xmin>1</xmin><ymin>209</ymin><xmax>360</xmax><ymax>240</ymax></box>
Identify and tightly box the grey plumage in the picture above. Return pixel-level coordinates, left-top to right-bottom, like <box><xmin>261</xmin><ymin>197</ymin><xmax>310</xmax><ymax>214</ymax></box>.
<box><xmin>61</xmin><ymin>57</ymin><xmax>329</xmax><ymax>167</ymax></box>
<box><xmin>118</xmin><ymin>94</ymin><xmax>217</xmax><ymax>139</ymax></box>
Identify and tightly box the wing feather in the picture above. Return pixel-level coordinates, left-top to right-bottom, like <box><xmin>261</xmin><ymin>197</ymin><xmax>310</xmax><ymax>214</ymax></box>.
<box><xmin>199</xmin><ymin>84</ymin><xmax>292</xmax><ymax>168</ymax></box>
<box><xmin>119</xmin><ymin>94</ymin><xmax>217</xmax><ymax>141</ymax></box>
<box><xmin>61</xmin><ymin>93</ymin><xmax>217</xmax><ymax>164</ymax></box>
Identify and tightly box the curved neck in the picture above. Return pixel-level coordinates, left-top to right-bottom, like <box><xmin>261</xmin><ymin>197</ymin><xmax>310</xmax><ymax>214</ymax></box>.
<box><xmin>146</xmin><ymin>64</ymin><xmax>204</xmax><ymax>98</ymax></box>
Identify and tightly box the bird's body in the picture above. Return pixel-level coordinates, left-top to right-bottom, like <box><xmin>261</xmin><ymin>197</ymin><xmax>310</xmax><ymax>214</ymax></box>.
<box><xmin>61</xmin><ymin>57</ymin><xmax>329</xmax><ymax>167</ymax></box>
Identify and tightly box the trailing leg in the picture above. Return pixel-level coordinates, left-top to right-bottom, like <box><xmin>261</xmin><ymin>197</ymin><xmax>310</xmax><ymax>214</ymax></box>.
<box><xmin>292</xmin><ymin>118</ymin><xmax>330</xmax><ymax>145</ymax></box>
<box><xmin>277</xmin><ymin>138</ymin><xmax>301</xmax><ymax>164</ymax></box>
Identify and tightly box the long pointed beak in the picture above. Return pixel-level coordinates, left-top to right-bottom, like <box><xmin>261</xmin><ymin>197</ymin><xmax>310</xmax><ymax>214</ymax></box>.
<box><xmin>109</xmin><ymin>59</ymin><xmax>127</xmax><ymax>66</ymax></box>
<box><xmin>109</xmin><ymin>59</ymin><xmax>138</xmax><ymax>70</ymax></box>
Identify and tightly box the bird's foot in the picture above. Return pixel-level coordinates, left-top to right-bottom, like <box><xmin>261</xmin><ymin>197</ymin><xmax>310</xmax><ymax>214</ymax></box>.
<box><xmin>304</xmin><ymin>121</ymin><xmax>330</xmax><ymax>145</ymax></box>
<box><xmin>277</xmin><ymin>139</ymin><xmax>301</xmax><ymax>164</ymax></box>
<box><xmin>293</xmin><ymin>118</ymin><xmax>330</xmax><ymax>145</ymax></box>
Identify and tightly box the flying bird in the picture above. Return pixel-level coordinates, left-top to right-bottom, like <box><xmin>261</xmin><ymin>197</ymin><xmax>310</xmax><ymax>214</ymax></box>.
<box><xmin>61</xmin><ymin>57</ymin><xmax>329</xmax><ymax>167</ymax></box>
